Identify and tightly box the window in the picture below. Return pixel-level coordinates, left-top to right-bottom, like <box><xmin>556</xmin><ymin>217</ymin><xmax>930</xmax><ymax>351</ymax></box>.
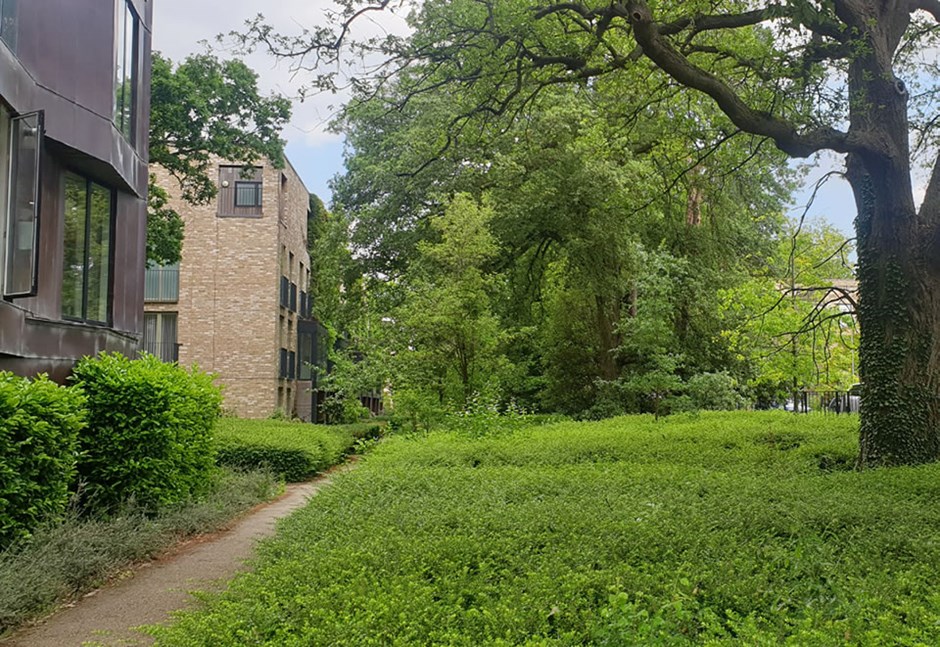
<box><xmin>298</xmin><ymin>331</ymin><xmax>313</xmax><ymax>380</ymax></box>
<box><xmin>234</xmin><ymin>181</ymin><xmax>262</xmax><ymax>208</ymax></box>
<box><xmin>289</xmin><ymin>282</ymin><xmax>297</xmax><ymax>312</ymax></box>
<box><xmin>0</xmin><ymin>0</ymin><xmax>17</xmax><ymax>51</ymax></box>
<box><xmin>62</xmin><ymin>173</ymin><xmax>112</xmax><ymax>323</ymax></box>
<box><xmin>2</xmin><ymin>109</ymin><xmax>42</xmax><ymax>298</ymax></box>
<box><xmin>142</xmin><ymin>313</ymin><xmax>178</xmax><ymax>362</ymax></box>
<box><xmin>279</xmin><ymin>348</ymin><xmax>289</xmax><ymax>379</ymax></box>
<box><xmin>280</xmin><ymin>276</ymin><xmax>290</xmax><ymax>309</ymax></box>
<box><xmin>114</xmin><ymin>0</ymin><xmax>139</xmax><ymax>142</ymax></box>
<box><xmin>288</xmin><ymin>351</ymin><xmax>296</xmax><ymax>380</ymax></box>
<box><xmin>218</xmin><ymin>166</ymin><xmax>263</xmax><ymax>217</ymax></box>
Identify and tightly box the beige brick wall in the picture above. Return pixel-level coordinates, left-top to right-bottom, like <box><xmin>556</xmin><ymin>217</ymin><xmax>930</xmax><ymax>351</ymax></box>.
<box><xmin>147</xmin><ymin>157</ymin><xmax>312</xmax><ymax>418</ymax></box>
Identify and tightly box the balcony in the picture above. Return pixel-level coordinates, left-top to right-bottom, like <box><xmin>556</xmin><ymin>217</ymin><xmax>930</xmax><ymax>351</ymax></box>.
<box><xmin>144</xmin><ymin>264</ymin><xmax>179</xmax><ymax>302</ymax></box>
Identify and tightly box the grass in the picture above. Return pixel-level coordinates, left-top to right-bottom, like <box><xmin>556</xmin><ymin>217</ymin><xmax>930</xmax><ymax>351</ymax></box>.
<box><xmin>150</xmin><ymin>411</ymin><xmax>940</xmax><ymax>645</ymax></box>
<box><xmin>0</xmin><ymin>468</ymin><xmax>280</xmax><ymax>636</ymax></box>
<box><xmin>213</xmin><ymin>418</ymin><xmax>375</xmax><ymax>481</ymax></box>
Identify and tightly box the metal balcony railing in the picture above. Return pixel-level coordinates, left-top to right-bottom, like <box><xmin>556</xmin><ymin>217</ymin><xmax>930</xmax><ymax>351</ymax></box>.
<box><xmin>144</xmin><ymin>266</ymin><xmax>179</xmax><ymax>302</ymax></box>
<box><xmin>140</xmin><ymin>341</ymin><xmax>180</xmax><ymax>363</ymax></box>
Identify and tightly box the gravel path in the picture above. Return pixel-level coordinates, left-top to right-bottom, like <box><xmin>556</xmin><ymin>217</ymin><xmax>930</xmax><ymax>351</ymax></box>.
<box><xmin>1</xmin><ymin>468</ymin><xmax>348</xmax><ymax>647</ymax></box>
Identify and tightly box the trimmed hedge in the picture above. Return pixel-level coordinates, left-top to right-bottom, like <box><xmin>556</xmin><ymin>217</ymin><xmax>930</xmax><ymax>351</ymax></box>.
<box><xmin>214</xmin><ymin>419</ymin><xmax>365</xmax><ymax>482</ymax></box>
<box><xmin>70</xmin><ymin>353</ymin><xmax>222</xmax><ymax>513</ymax></box>
<box><xmin>0</xmin><ymin>373</ymin><xmax>85</xmax><ymax>549</ymax></box>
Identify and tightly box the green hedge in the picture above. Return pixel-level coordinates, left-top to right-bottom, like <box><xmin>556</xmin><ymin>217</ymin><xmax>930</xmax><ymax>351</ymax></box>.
<box><xmin>214</xmin><ymin>419</ymin><xmax>364</xmax><ymax>482</ymax></box>
<box><xmin>0</xmin><ymin>373</ymin><xmax>85</xmax><ymax>549</ymax></box>
<box><xmin>70</xmin><ymin>353</ymin><xmax>222</xmax><ymax>513</ymax></box>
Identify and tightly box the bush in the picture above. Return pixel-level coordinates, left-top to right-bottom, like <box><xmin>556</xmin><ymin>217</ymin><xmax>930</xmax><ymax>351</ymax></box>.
<box><xmin>70</xmin><ymin>353</ymin><xmax>222</xmax><ymax>513</ymax></box>
<box><xmin>214</xmin><ymin>419</ymin><xmax>358</xmax><ymax>482</ymax></box>
<box><xmin>0</xmin><ymin>373</ymin><xmax>85</xmax><ymax>548</ymax></box>
<box><xmin>686</xmin><ymin>371</ymin><xmax>748</xmax><ymax>411</ymax></box>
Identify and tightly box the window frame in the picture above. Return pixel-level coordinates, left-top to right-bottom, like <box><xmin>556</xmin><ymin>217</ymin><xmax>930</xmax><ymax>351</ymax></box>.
<box><xmin>61</xmin><ymin>172</ymin><xmax>115</xmax><ymax>325</ymax></box>
<box><xmin>233</xmin><ymin>181</ymin><xmax>263</xmax><ymax>208</ymax></box>
<box><xmin>113</xmin><ymin>0</ymin><xmax>139</xmax><ymax>145</ymax></box>
<box><xmin>2</xmin><ymin>109</ymin><xmax>43</xmax><ymax>299</ymax></box>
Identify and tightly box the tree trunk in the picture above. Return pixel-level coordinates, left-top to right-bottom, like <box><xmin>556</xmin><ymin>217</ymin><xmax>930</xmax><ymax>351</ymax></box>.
<box><xmin>595</xmin><ymin>294</ymin><xmax>621</xmax><ymax>381</ymax></box>
<box><xmin>851</xmin><ymin>159</ymin><xmax>940</xmax><ymax>467</ymax></box>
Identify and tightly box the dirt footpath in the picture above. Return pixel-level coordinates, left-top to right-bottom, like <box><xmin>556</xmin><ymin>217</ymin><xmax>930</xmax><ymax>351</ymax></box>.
<box><xmin>2</xmin><ymin>468</ymin><xmax>348</xmax><ymax>647</ymax></box>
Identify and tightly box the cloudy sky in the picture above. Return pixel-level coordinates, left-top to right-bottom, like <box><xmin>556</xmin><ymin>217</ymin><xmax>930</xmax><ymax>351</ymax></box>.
<box><xmin>152</xmin><ymin>0</ymin><xmax>410</xmax><ymax>204</ymax></box>
<box><xmin>151</xmin><ymin>0</ymin><xmax>866</xmax><ymax>238</ymax></box>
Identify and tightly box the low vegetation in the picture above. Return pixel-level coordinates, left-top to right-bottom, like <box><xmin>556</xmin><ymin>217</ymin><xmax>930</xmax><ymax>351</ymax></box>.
<box><xmin>0</xmin><ymin>469</ymin><xmax>280</xmax><ymax>635</ymax></box>
<box><xmin>71</xmin><ymin>353</ymin><xmax>222</xmax><ymax>513</ymax></box>
<box><xmin>151</xmin><ymin>411</ymin><xmax>940</xmax><ymax>645</ymax></box>
<box><xmin>214</xmin><ymin>418</ymin><xmax>377</xmax><ymax>481</ymax></box>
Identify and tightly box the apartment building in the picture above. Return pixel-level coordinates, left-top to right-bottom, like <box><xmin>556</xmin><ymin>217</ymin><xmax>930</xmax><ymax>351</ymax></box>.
<box><xmin>0</xmin><ymin>0</ymin><xmax>151</xmax><ymax>380</ymax></box>
<box><xmin>145</xmin><ymin>158</ymin><xmax>326</xmax><ymax>419</ymax></box>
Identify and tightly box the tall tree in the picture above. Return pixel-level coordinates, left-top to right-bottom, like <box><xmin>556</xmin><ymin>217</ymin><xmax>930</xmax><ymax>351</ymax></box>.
<box><xmin>147</xmin><ymin>53</ymin><xmax>291</xmax><ymax>264</ymax></box>
<box><xmin>242</xmin><ymin>0</ymin><xmax>940</xmax><ymax>466</ymax></box>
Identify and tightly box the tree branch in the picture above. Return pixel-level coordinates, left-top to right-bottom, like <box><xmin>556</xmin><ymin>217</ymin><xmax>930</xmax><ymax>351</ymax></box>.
<box><xmin>624</xmin><ymin>1</ymin><xmax>866</xmax><ymax>158</ymax></box>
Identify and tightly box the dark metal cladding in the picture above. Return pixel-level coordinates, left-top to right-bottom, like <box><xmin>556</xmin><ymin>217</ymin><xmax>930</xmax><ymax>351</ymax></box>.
<box><xmin>0</xmin><ymin>0</ymin><xmax>152</xmax><ymax>381</ymax></box>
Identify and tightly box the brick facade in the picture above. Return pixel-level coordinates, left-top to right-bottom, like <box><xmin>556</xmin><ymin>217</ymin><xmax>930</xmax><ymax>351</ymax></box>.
<box><xmin>147</xmin><ymin>158</ymin><xmax>311</xmax><ymax>418</ymax></box>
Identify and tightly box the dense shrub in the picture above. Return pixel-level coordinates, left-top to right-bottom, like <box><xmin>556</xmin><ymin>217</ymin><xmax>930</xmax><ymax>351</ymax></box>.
<box><xmin>145</xmin><ymin>412</ymin><xmax>940</xmax><ymax>645</ymax></box>
<box><xmin>686</xmin><ymin>371</ymin><xmax>747</xmax><ymax>411</ymax></box>
<box><xmin>70</xmin><ymin>353</ymin><xmax>222</xmax><ymax>512</ymax></box>
<box><xmin>214</xmin><ymin>419</ymin><xmax>357</xmax><ymax>481</ymax></box>
<box><xmin>0</xmin><ymin>373</ymin><xmax>85</xmax><ymax>548</ymax></box>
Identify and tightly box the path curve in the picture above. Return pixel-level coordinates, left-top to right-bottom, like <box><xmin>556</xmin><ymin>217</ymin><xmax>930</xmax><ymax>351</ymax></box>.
<box><xmin>1</xmin><ymin>466</ymin><xmax>351</xmax><ymax>647</ymax></box>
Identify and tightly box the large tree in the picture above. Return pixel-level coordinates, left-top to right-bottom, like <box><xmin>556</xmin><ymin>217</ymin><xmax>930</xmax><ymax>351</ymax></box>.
<box><xmin>147</xmin><ymin>52</ymin><xmax>291</xmax><ymax>264</ymax></box>
<box><xmin>244</xmin><ymin>0</ymin><xmax>939</xmax><ymax>465</ymax></box>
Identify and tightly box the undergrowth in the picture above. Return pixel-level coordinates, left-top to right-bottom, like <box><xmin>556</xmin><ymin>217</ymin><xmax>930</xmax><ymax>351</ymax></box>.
<box><xmin>0</xmin><ymin>469</ymin><xmax>280</xmax><ymax>635</ymax></box>
<box><xmin>150</xmin><ymin>411</ymin><xmax>940</xmax><ymax>645</ymax></box>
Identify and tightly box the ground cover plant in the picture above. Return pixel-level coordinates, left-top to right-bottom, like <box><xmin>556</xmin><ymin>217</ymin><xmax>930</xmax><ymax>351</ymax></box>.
<box><xmin>150</xmin><ymin>411</ymin><xmax>940</xmax><ymax>645</ymax></box>
<box><xmin>0</xmin><ymin>468</ymin><xmax>280</xmax><ymax>635</ymax></box>
<box><xmin>214</xmin><ymin>419</ymin><xmax>371</xmax><ymax>481</ymax></box>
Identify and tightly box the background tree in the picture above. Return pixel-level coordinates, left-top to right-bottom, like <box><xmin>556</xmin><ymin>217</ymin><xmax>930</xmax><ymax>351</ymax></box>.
<box><xmin>147</xmin><ymin>52</ymin><xmax>291</xmax><ymax>264</ymax></box>
<box><xmin>240</xmin><ymin>0</ymin><xmax>940</xmax><ymax>466</ymax></box>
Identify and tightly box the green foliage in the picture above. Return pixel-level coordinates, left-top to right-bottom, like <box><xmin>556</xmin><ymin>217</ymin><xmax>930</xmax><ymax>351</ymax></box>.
<box><xmin>148</xmin><ymin>52</ymin><xmax>291</xmax><ymax>264</ymax></box>
<box><xmin>685</xmin><ymin>372</ymin><xmax>747</xmax><ymax>411</ymax></box>
<box><xmin>69</xmin><ymin>353</ymin><xmax>222</xmax><ymax>513</ymax></box>
<box><xmin>0</xmin><ymin>468</ymin><xmax>279</xmax><ymax>634</ymax></box>
<box><xmin>0</xmin><ymin>373</ymin><xmax>85</xmax><ymax>549</ymax></box>
<box><xmin>150</xmin><ymin>411</ymin><xmax>940</xmax><ymax>645</ymax></box>
<box><xmin>214</xmin><ymin>418</ymin><xmax>358</xmax><ymax>482</ymax></box>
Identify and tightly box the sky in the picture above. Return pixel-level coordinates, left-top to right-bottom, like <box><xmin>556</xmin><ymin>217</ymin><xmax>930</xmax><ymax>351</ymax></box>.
<box><xmin>151</xmin><ymin>0</ymin><xmax>884</xmax><ymax>241</ymax></box>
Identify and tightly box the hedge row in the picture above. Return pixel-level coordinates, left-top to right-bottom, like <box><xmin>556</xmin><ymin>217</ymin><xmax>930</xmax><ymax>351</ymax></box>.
<box><xmin>214</xmin><ymin>419</ymin><xmax>373</xmax><ymax>482</ymax></box>
<box><xmin>71</xmin><ymin>353</ymin><xmax>221</xmax><ymax>512</ymax></box>
<box><xmin>0</xmin><ymin>373</ymin><xmax>85</xmax><ymax>548</ymax></box>
<box><xmin>0</xmin><ymin>353</ymin><xmax>222</xmax><ymax>549</ymax></box>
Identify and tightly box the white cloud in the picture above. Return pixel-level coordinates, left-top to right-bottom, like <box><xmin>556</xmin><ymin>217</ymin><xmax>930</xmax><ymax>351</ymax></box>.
<box><xmin>152</xmin><ymin>0</ymin><xmax>410</xmax><ymax>198</ymax></box>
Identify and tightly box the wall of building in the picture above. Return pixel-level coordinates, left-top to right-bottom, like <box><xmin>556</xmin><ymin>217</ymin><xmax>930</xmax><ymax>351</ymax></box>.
<box><xmin>0</xmin><ymin>0</ymin><xmax>151</xmax><ymax>381</ymax></box>
<box><xmin>149</xmin><ymin>158</ymin><xmax>312</xmax><ymax>418</ymax></box>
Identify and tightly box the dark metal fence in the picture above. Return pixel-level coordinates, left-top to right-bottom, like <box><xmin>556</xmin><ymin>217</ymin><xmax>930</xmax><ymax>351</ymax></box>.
<box><xmin>139</xmin><ymin>341</ymin><xmax>179</xmax><ymax>363</ymax></box>
<box><xmin>787</xmin><ymin>390</ymin><xmax>859</xmax><ymax>414</ymax></box>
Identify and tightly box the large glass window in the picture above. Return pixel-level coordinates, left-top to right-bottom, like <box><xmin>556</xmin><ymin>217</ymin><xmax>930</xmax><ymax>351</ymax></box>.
<box><xmin>62</xmin><ymin>174</ymin><xmax>112</xmax><ymax>323</ymax></box>
<box><xmin>3</xmin><ymin>109</ymin><xmax>42</xmax><ymax>298</ymax></box>
<box><xmin>114</xmin><ymin>0</ymin><xmax>138</xmax><ymax>143</ymax></box>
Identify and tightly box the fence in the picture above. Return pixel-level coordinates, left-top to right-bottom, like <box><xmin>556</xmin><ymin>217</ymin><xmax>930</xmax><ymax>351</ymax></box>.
<box><xmin>786</xmin><ymin>390</ymin><xmax>859</xmax><ymax>414</ymax></box>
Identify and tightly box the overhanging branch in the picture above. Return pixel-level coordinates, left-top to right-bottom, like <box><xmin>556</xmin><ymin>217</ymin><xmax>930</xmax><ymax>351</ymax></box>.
<box><xmin>624</xmin><ymin>0</ymin><xmax>866</xmax><ymax>158</ymax></box>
